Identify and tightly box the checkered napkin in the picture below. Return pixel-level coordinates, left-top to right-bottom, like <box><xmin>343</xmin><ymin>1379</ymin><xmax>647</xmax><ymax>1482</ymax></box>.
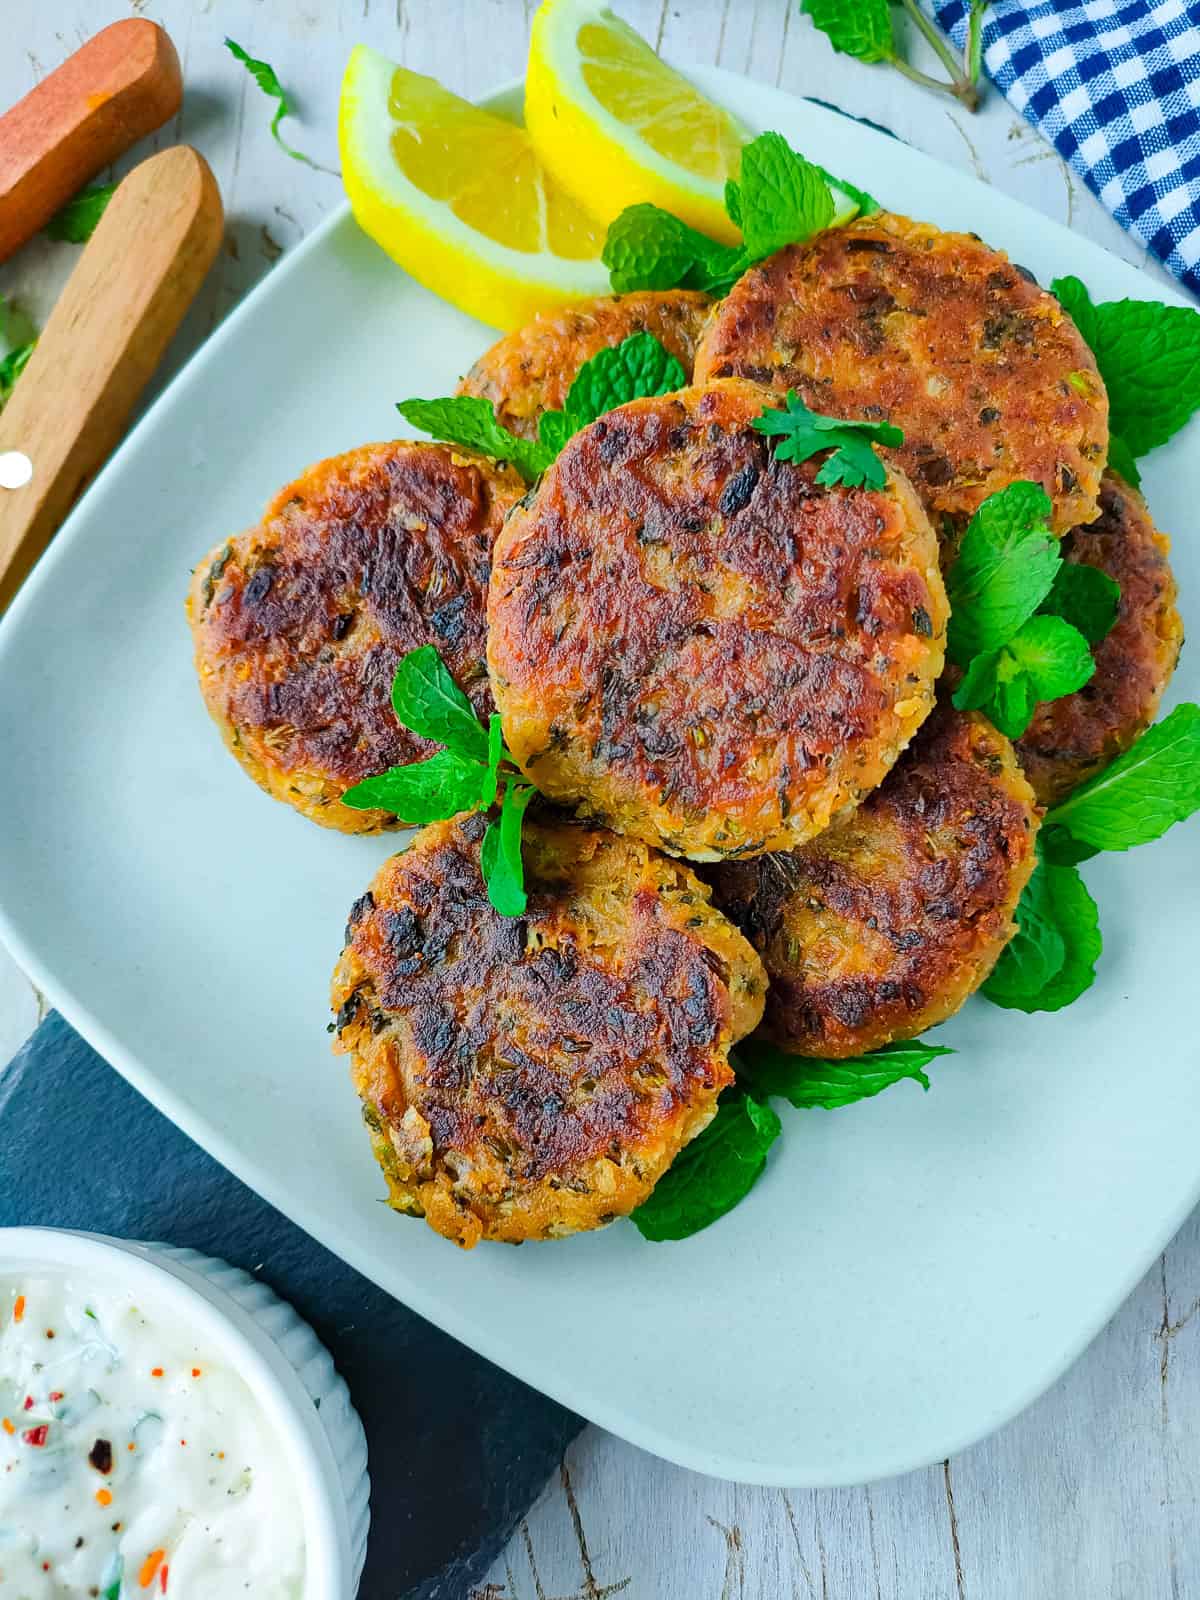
<box><xmin>928</xmin><ymin>0</ymin><xmax>1200</xmax><ymax>298</ymax></box>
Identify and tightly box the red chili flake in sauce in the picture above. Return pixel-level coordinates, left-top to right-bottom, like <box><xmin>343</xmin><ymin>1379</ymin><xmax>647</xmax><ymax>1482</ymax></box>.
<box><xmin>160</xmin><ymin>1564</ymin><xmax>169</xmax><ymax>1593</ymax></box>
<box><xmin>22</xmin><ymin>1425</ymin><xmax>49</xmax><ymax>1447</ymax></box>
<box><xmin>21</xmin><ymin>1395</ymin><xmax>32</xmax><ymax>1411</ymax></box>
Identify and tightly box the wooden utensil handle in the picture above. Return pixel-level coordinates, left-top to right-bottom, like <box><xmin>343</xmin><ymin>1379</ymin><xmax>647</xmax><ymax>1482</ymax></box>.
<box><xmin>0</xmin><ymin>146</ymin><xmax>224</xmax><ymax>615</ymax></box>
<box><xmin>0</xmin><ymin>20</ymin><xmax>183</xmax><ymax>263</ymax></box>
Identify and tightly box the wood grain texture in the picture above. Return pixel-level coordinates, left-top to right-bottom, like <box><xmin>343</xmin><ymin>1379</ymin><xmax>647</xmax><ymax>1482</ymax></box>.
<box><xmin>0</xmin><ymin>5</ymin><xmax>1193</xmax><ymax>1597</ymax></box>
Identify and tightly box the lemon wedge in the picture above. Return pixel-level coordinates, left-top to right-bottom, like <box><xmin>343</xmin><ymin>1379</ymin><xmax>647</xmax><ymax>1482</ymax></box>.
<box><xmin>526</xmin><ymin>0</ymin><xmax>748</xmax><ymax>244</ymax></box>
<box><xmin>339</xmin><ymin>45</ymin><xmax>611</xmax><ymax>330</ymax></box>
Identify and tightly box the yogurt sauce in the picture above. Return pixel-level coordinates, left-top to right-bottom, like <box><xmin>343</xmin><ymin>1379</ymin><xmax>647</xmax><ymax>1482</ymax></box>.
<box><xmin>0</xmin><ymin>1274</ymin><xmax>306</xmax><ymax>1598</ymax></box>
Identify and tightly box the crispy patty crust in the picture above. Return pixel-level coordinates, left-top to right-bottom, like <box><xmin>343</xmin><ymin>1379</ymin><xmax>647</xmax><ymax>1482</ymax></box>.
<box><xmin>457</xmin><ymin>289</ymin><xmax>713</xmax><ymax>440</ymax></box>
<box><xmin>693</xmin><ymin>213</ymin><xmax>1108</xmax><ymax>533</ymax></box>
<box><xmin>187</xmin><ymin>441</ymin><xmax>524</xmax><ymax>832</ymax></box>
<box><xmin>331</xmin><ymin>813</ymin><xmax>766</xmax><ymax>1247</ymax></box>
<box><xmin>487</xmin><ymin>379</ymin><xmax>949</xmax><ymax>861</ymax></box>
<box><xmin>707</xmin><ymin>707</ymin><xmax>1039</xmax><ymax>1057</ymax></box>
<box><xmin>1015</xmin><ymin>471</ymin><xmax>1183</xmax><ymax>805</ymax></box>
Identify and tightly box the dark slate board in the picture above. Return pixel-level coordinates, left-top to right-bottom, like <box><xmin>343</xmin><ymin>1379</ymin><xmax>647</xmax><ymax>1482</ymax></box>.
<box><xmin>0</xmin><ymin>1014</ymin><xmax>583</xmax><ymax>1600</ymax></box>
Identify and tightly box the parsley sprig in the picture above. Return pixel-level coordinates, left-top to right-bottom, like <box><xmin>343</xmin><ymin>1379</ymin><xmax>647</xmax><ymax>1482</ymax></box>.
<box><xmin>603</xmin><ymin>131</ymin><xmax>870</xmax><ymax>298</ymax></box>
<box><xmin>946</xmin><ymin>482</ymin><xmax>1109</xmax><ymax>740</ymax></box>
<box><xmin>800</xmin><ymin>0</ymin><xmax>988</xmax><ymax>112</ymax></box>
<box><xmin>341</xmin><ymin>645</ymin><xmax>537</xmax><ymax>917</ymax></box>
<box><xmin>752</xmin><ymin>391</ymin><xmax>902</xmax><ymax>490</ymax></box>
<box><xmin>398</xmin><ymin>331</ymin><xmax>686</xmax><ymax>482</ymax></box>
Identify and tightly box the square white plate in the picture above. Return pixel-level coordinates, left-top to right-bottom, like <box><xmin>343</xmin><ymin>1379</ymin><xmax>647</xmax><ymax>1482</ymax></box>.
<box><xmin>1</xmin><ymin>67</ymin><xmax>1197</xmax><ymax>1488</ymax></box>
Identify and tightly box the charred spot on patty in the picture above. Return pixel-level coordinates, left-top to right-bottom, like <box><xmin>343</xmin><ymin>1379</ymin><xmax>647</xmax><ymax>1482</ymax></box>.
<box><xmin>331</xmin><ymin>816</ymin><xmax>766</xmax><ymax>1246</ymax></box>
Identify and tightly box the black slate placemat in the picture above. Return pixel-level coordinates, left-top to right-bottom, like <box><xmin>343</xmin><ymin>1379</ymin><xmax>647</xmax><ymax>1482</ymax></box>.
<box><xmin>0</xmin><ymin>1013</ymin><xmax>583</xmax><ymax>1600</ymax></box>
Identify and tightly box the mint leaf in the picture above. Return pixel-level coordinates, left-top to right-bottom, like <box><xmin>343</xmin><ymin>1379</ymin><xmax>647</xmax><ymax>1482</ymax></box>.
<box><xmin>728</xmin><ymin>132</ymin><xmax>835</xmax><ymax>259</ymax></box>
<box><xmin>800</xmin><ymin>0</ymin><xmax>894</xmax><ymax>62</ymax></box>
<box><xmin>482</xmin><ymin>713</ymin><xmax>505</xmax><ymax>808</ymax></box>
<box><xmin>1039</xmin><ymin>563</ymin><xmax>1120</xmax><ymax>646</ymax></box>
<box><xmin>397</xmin><ymin>395</ymin><xmax>553</xmax><ymax>482</ymax></box>
<box><xmin>45</xmin><ymin>181</ymin><xmax>116</xmax><ymax>243</ymax></box>
<box><xmin>342</xmin><ymin>748</ymin><xmax>488</xmax><ymax>820</ymax></box>
<box><xmin>0</xmin><ymin>296</ymin><xmax>36</xmax><ymax>410</ymax></box>
<box><xmin>945</xmin><ymin>481</ymin><xmax>1058</xmax><ymax>664</ymax></box>
<box><xmin>1052</xmin><ymin>274</ymin><xmax>1200</xmax><ymax>457</ymax></box>
<box><xmin>551</xmin><ymin>331</ymin><xmax>687</xmax><ymax>448</ymax></box>
<box><xmin>602</xmin><ymin>204</ymin><xmax>738</xmax><ymax>295</ymax></box>
<box><xmin>225</xmin><ymin>37</ymin><xmax>319</xmax><ymax>169</ymax></box>
<box><xmin>984</xmin><ymin>860</ymin><xmax>1101</xmax><ymax>1013</ymax></box>
<box><xmin>815</xmin><ymin>163</ymin><xmax>881</xmax><ymax>217</ymax></box>
<box><xmin>1038</xmin><ymin>824</ymin><xmax>1099</xmax><ymax>867</ymax></box>
<box><xmin>631</xmin><ymin>1090</ymin><xmax>781</xmax><ymax>1242</ymax></box>
<box><xmin>1045</xmin><ymin>703</ymin><xmax>1200</xmax><ymax>852</ymax></box>
<box><xmin>737</xmin><ymin>1038</ymin><xmax>953</xmax><ymax>1109</ymax></box>
<box><xmin>1106</xmin><ymin>433</ymin><xmax>1141</xmax><ymax>488</ymax></box>
<box><xmin>390</xmin><ymin>644</ymin><xmax>490</xmax><ymax>762</ymax></box>
<box><xmin>953</xmin><ymin>615</ymin><xmax>1094</xmax><ymax>739</ymax></box>
<box><xmin>752</xmin><ymin>390</ymin><xmax>901</xmax><ymax>490</ymax></box>
<box><xmin>481</xmin><ymin>780</ymin><xmax>537</xmax><ymax>917</ymax></box>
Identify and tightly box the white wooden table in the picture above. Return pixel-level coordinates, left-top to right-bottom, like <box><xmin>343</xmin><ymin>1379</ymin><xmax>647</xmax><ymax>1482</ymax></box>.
<box><xmin>3</xmin><ymin>4</ymin><xmax>1197</xmax><ymax>1595</ymax></box>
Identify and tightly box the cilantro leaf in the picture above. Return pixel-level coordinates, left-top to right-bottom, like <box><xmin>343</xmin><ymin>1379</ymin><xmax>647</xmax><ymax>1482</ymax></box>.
<box><xmin>953</xmin><ymin>614</ymin><xmax>1095</xmax><ymax>739</ymax></box>
<box><xmin>751</xmin><ymin>390</ymin><xmax>901</xmax><ymax>490</ymax></box>
<box><xmin>225</xmin><ymin>37</ymin><xmax>320</xmax><ymax>169</ymax></box>
<box><xmin>631</xmin><ymin>1090</ymin><xmax>780</xmax><ymax>1242</ymax></box>
<box><xmin>1106</xmin><ymin>433</ymin><xmax>1141</xmax><ymax>488</ymax></box>
<box><xmin>45</xmin><ymin>181</ymin><xmax>116</xmax><ymax>243</ymax></box>
<box><xmin>737</xmin><ymin>1038</ymin><xmax>953</xmax><ymax>1109</ymax></box>
<box><xmin>1045</xmin><ymin>703</ymin><xmax>1200</xmax><ymax>852</ymax></box>
<box><xmin>984</xmin><ymin>860</ymin><xmax>1101</xmax><ymax>1013</ymax></box>
<box><xmin>727</xmin><ymin>132</ymin><xmax>835</xmax><ymax>259</ymax></box>
<box><xmin>1052</xmin><ymin>274</ymin><xmax>1200</xmax><ymax>458</ymax></box>
<box><xmin>945</xmin><ymin>481</ymin><xmax>1058</xmax><ymax>663</ymax></box>
<box><xmin>1039</xmin><ymin>563</ymin><xmax>1120</xmax><ymax>646</ymax></box>
<box><xmin>481</xmin><ymin>780</ymin><xmax>537</xmax><ymax>917</ymax></box>
<box><xmin>341</xmin><ymin>748</ymin><xmax>488</xmax><ymax>820</ymax></box>
<box><xmin>397</xmin><ymin>395</ymin><xmax>553</xmax><ymax>482</ymax></box>
<box><xmin>389</xmin><ymin>644</ymin><xmax>491</xmax><ymax>762</ymax></box>
<box><xmin>800</xmin><ymin>0</ymin><xmax>895</xmax><ymax>62</ymax></box>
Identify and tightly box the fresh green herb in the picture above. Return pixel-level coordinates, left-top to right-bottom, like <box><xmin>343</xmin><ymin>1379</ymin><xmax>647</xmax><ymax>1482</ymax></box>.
<box><xmin>396</xmin><ymin>395</ymin><xmax>553</xmax><ymax>481</ymax></box>
<box><xmin>751</xmin><ymin>390</ymin><xmax>902</xmax><ymax>490</ymax></box>
<box><xmin>1106</xmin><ymin>433</ymin><xmax>1141</xmax><ymax>488</ymax></box>
<box><xmin>945</xmin><ymin>481</ymin><xmax>1058</xmax><ymax>664</ymax></box>
<box><xmin>400</xmin><ymin>332</ymin><xmax>686</xmax><ymax>482</ymax></box>
<box><xmin>983</xmin><ymin>858</ymin><xmax>1101</xmax><ymax>1013</ymax></box>
<box><xmin>341</xmin><ymin>644</ymin><xmax>537</xmax><ymax>918</ymax></box>
<box><xmin>953</xmin><ymin>614</ymin><xmax>1095</xmax><ymax>740</ymax></box>
<box><xmin>99</xmin><ymin>1553</ymin><xmax>124</xmax><ymax>1600</ymax></box>
<box><xmin>737</xmin><ymin>1038</ymin><xmax>954</xmax><ymax>1109</ymax></box>
<box><xmin>1039</xmin><ymin>563</ymin><xmax>1120</xmax><ymax>647</ymax></box>
<box><xmin>814</xmin><ymin>164</ymin><xmax>881</xmax><ymax>218</ymax></box>
<box><xmin>225</xmin><ymin>37</ymin><xmax>320</xmax><ymax>168</ymax></box>
<box><xmin>1052</xmin><ymin>275</ymin><xmax>1200</xmax><ymax>459</ymax></box>
<box><xmin>603</xmin><ymin>130</ymin><xmax>840</xmax><ymax>296</ymax></box>
<box><xmin>44</xmin><ymin>181</ymin><xmax>116</xmax><ymax>242</ymax></box>
<box><xmin>631</xmin><ymin>1089</ymin><xmax>781</xmax><ymax>1242</ymax></box>
<box><xmin>1044</xmin><ymin>702</ymin><xmax>1200</xmax><ymax>852</ymax></box>
<box><xmin>0</xmin><ymin>296</ymin><xmax>36</xmax><ymax>411</ymax></box>
<box><xmin>799</xmin><ymin>0</ymin><xmax>985</xmax><ymax>111</ymax></box>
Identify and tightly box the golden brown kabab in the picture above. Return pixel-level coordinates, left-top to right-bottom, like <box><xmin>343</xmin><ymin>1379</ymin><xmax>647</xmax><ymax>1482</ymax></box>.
<box><xmin>487</xmin><ymin>378</ymin><xmax>949</xmax><ymax>861</ymax></box>
<box><xmin>457</xmin><ymin>289</ymin><xmax>714</xmax><ymax>440</ymax></box>
<box><xmin>693</xmin><ymin>212</ymin><xmax>1109</xmax><ymax>534</ymax></box>
<box><xmin>707</xmin><ymin>707</ymin><xmax>1040</xmax><ymax>1058</ymax></box>
<box><xmin>1015</xmin><ymin>471</ymin><xmax>1184</xmax><ymax>805</ymax></box>
<box><xmin>331</xmin><ymin>814</ymin><xmax>766</xmax><ymax>1247</ymax></box>
<box><xmin>187</xmin><ymin>441</ymin><xmax>524</xmax><ymax>833</ymax></box>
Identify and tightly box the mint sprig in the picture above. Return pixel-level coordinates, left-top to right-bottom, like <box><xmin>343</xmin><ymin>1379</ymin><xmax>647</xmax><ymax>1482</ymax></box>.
<box><xmin>400</xmin><ymin>331</ymin><xmax>686</xmax><ymax>483</ymax></box>
<box><xmin>983</xmin><ymin>857</ymin><xmax>1101</xmax><ymax>1013</ymax></box>
<box><xmin>45</xmin><ymin>182</ymin><xmax>116</xmax><ymax>243</ymax></box>
<box><xmin>225</xmin><ymin>37</ymin><xmax>322</xmax><ymax>170</ymax></box>
<box><xmin>1039</xmin><ymin>563</ymin><xmax>1121</xmax><ymax>646</ymax></box>
<box><xmin>603</xmin><ymin>131</ymin><xmax>842</xmax><ymax>297</ymax></box>
<box><xmin>0</xmin><ymin>296</ymin><xmax>36</xmax><ymax>411</ymax></box>
<box><xmin>751</xmin><ymin>390</ymin><xmax>902</xmax><ymax>490</ymax></box>
<box><xmin>1044</xmin><ymin>703</ymin><xmax>1200</xmax><ymax>853</ymax></box>
<box><xmin>800</xmin><ymin>0</ymin><xmax>985</xmax><ymax>112</ymax></box>
<box><xmin>954</xmin><ymin>615</ymin><xmax>1096</xmax><ymax>741</ymax></box>
<box><xmin>631</xmin><ymin>1089</ymin><xmax>781</xmax><ymax>1242</ymax></box>
<box><xmin>737</xmin><ymin>1038</ymin><xmax>955</xmax><ymax>1109</ymax></box>
<box><xmin>1052</xmin><ymin>275</ymin><xmax>1200</xmax><ymax>462</ymax></box>
<box><xmin>946</xmin><ymin>482</ymin><xmax>1059</xmax><ymax>663</ymax></box>
<box><xmin>341</xmin><ymin>644</ymin><xmax>536</xmax><ymax>917</ymax></box>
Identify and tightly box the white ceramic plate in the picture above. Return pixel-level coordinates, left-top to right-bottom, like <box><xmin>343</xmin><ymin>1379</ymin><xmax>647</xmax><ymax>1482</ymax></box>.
<box><xmin>0</xmin><ymin>68</ymin><xmax>1197</xmax><ymax>1488</ymax></box>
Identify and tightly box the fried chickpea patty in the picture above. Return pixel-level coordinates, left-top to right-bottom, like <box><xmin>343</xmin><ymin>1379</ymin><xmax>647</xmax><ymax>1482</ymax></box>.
<box><xmin>457</xmin><ymin>289</ymin><xmax>714</xmax><ymax>440</ymax></box>
<box><xmin>187</xmin><ymin>441</ymin><xmax>524</xmax><ymax>833</ymax></box>
<box><xmin>331</xmin><ymin>814</ymin><xmax>766</xmax><ymax>1247</ymax></box>
<box><xmin>693</xmin><ymin>213</ymin><xmax>1108</xmax><ymax>533</ymax></box>
<box><xmin>1015</xmin><ymin>471</ymin><xmax>1183</xmax><ymax>805</ymax></box>
<box><xmin>707</xmin><ymin>707</ymin><xmax>1039</xmax><ymax>1057</ymax></box>
<box><xmin>487</xmin><ymin>379</ymin><xmax>949</xmax><ymax>861</ymax></box>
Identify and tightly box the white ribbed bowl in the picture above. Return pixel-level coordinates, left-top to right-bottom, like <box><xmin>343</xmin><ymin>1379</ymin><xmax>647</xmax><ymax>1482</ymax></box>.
<box><xmin>0</xmin><ymin>1228</ymin><xmax>370</xmax><ymax>1596</ymax></box>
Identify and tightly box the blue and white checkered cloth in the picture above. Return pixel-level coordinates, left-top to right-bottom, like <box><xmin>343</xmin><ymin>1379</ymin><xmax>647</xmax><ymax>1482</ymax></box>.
<box><xmin>929</xmin><ymin>0</ymin><xmax>1200</xmax><ymax>299</ymax></box>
